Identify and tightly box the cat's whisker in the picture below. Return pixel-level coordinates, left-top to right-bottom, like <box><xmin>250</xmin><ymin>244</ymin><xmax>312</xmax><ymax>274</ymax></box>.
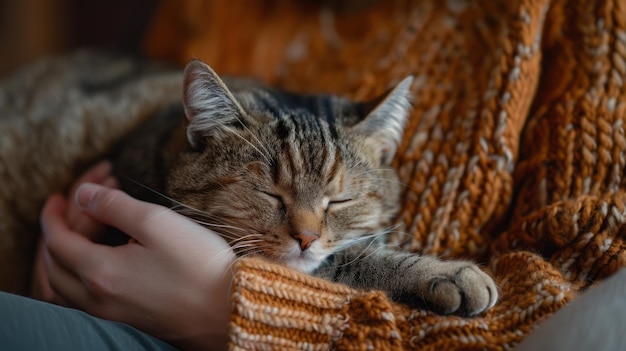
<box><xmin>231</xmin><ymin>246</ymin><xmax>265</xmax><ymax>262</ymax></box>
<box><xmin>233</xmin><ymin>245</ymin><xmax>264</xmax><ymax>255</ymax></box>
<box><xmin>181</xmin><ymin>215</ymin><xmax>244</xmax><ymax>232</ymax></box>
<box><xmin>229</xmin><ymin>235</ymin><xmax>266</xmax><ymax>249</ymax></box>
<box><xmin>229</xmin><ymin>240</ymin><xmax>265</xmax><ymax>249</ymax></box>
<box><xmin>383</xmin><ymin>229</ymin><xmax>413</xmax><ymax>239</ymax></box>
<box><xmin>222</xmin><ymin>248</ymin><xmax>265</xmax><ymax>278</ymax></box>
<box><xmin>122</xmin><ymin>177</ymin><xmax>220</xmax><ymax>215</ymax></box>
<box><xmin>209</xmin><ymin>221</ymin><xmax>249</xmax><ymax>233</ymax></box>
<box><xmin>179</xmin><ymin>210</ymin><xmax>252</xmax><ymax>233</ymax></box>
<box><xmin>228</xmin><ymin>234</ymin><xmax>263</xmax><ymax>244</ymax></box>
<box><xmin>204</xmin><ymin>246</ymin><xmax>238</xmax><ymax>269</ymax></box>
<box><xmin>332</xmin><ymin>233</ymin><xmax>384</xmax><ymax>253</ymax></box>
<box><xmin>332</xmin><ymin>224</ymin><xmax>404</xmax><ymax>249</ymax></box>
<box><xmin>185</xmin><ymin>208</ymin><xmax>253</xmax><ymax>224</ymax></box>
<box><xmin>207</xmin><ymin>245</ymin><xmax>263</xmax><ymax>281</ymax></box>
<box><xmin>187</xmin><ymin>218</ymin><xmax>246</xmax><ymax>233</ymax></box>
<box><xmin>345</xmin><ymin>245</ymin><xmax>388</xmax><ymax>268</ymax></box>
<box><xmin>188</xmin><ymin>217</ymin><xmax>242</xmax><ymax>232</ymax></box>
<box><xmin>213</xmin><ymin>229</ymin><xmax>258</xmax><ymax>242</ymax></box>
<box><xmin>324</xmin><ymin>237</ymin><xmax>388</xmax><ymax>271</ymax></box>
<box><xmin>119</xmin><ymin>179</ymin><xmax>253</xmax><ymax>235</ymax></box>
<box><xmin>139</xmin><ymin>198</ymin><xmax>255</xmax><ymax>243</ymax></box>
<box><xmin>179</xmin><ymin>218</ymin><xmax>258</xmax><ymax>243</ymax></box>
<box><xmin>206</xmin><ymin>227</ymin><xmax>259</xmax><ymax>242</ymax></box>
<box><xmin>230</xmin><ymin>244</ymin><xmax>262</xmax><ymax>253</ymax></box>
<box><xmin>199</xmin><ymin>221</ymin><xmax>261</xmax><ymax>241</ymax></box>
<box><xmin>212</xmin><ymin>231</ymin><xmax>245</xmax><ymax>242</ymax></box>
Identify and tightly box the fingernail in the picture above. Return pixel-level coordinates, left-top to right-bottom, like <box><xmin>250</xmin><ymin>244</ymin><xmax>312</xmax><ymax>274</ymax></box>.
<box><xmin>75</xmin><ymin>183</ymin><xmax>99</xmax><ymax>210</ymax></box>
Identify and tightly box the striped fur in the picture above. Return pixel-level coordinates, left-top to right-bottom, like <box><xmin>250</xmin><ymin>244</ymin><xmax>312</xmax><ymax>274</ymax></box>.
<box><xmin>112</xmin><ymin>59</ymin><xmax>497</xmax><ymax>315</ymax></box>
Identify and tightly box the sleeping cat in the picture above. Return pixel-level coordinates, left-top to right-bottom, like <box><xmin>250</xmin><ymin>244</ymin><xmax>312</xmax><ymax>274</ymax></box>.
<box><xmin>112</xmin><ymin>58</ymin><xmax>498</xmax><ymax>316</ymax></box>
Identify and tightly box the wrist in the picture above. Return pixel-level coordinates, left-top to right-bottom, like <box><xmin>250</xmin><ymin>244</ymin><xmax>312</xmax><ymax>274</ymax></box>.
<box><xmin>171</xmin><ymin>256</ymin><xmax>234</xmax><ymax>350</ymax></box>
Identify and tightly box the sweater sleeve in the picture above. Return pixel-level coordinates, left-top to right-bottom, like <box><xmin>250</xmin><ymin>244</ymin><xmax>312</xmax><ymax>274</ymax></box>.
<box><xmin>227</xmin><ymin>257</ymin><xmax>407</xmax><ymax>351</ymax></box>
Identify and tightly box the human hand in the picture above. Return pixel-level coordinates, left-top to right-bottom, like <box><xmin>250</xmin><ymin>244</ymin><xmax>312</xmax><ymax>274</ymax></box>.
<box><xmin>31</xmin><ymin>161</ymin><xmax>118</xmax><ymax>303</ymax></box>
<box><xmin>37</xmin><ymin>162</ymin><xmax>235</xmax><ymax>350</ymax></box>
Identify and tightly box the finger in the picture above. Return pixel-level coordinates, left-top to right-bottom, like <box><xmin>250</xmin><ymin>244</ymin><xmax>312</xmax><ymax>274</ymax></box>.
<box><xmin>69</xmin><ymin>176</ymin><xmax>119</xmax><ymax>239</ymax></box>
<box><xmin>75</xmin><ymin>183</ymin><xmax>176</xmax><ymax>245</ymax></box>
<box><xmin>41</xmin><ymin>194</ymin><xmax>122</xmax><ymax>309</ymax></box>
<box><xmin>30</xmin><ymin>238</ymin><xmax>58</xmax><ymax>302</ymax></box>
<box><xmin>43</xmin><ymin>243</ymin><xmax>89</xmax><ymax>308</ymax></box>
<box><xmin>67</xmin><ymin>161</ymin><xmax>115</xmax><ymax>230</ymax></box>
<box><xmin>41</xmin><ymin>193</ymin><xmax>113</xmax><ymax>282</ymax></box>
<box><xmin>68</xmin><ymin>161</ymin><xmax>112</xmax><ymax>203</ymax></box>
<box><xmin>31</xmin><ymin>239</ymin><xmax>73</xmax><ymax>307</ymax></box>
<box><xmin>76</xmin><ymin>161</ymin><xmax>113</xmax><ymax>187</ymax></box>
<box><xmin>102</xmin><ymin>175</ymin><xmax>119</xmax><ymax>190</ymax></box>
<box><xmin>40</xmin><ymin>193</ymin><xmax>69</xmax><ymax>243</ymax></box>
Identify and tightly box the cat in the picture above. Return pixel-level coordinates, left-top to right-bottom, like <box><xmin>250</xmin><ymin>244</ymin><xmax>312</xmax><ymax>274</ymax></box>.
<box><xmin>111</xmin><ymin>58</ymin><xmax>498</xmax><ymax>316</ymax></box>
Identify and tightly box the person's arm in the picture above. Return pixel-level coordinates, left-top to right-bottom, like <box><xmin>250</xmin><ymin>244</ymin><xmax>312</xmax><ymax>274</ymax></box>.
<box><xmin>36</xmin><ymin>162</ymin><xmax>235</xmax><ymax>350</ymax></box>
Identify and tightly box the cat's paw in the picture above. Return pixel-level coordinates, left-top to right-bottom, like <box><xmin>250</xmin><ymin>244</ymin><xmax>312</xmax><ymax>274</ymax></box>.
<box><xmin>416</xmin><ymin>261</ymin><xmax>498</xmax><ymax>316</ymax></box>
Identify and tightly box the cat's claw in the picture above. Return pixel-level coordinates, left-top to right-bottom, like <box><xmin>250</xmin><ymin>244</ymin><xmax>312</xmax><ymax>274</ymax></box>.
<box><xmin>423</xmin><ymin>263</ymin><xmax>498</xmax><ymax>316</ymax></box>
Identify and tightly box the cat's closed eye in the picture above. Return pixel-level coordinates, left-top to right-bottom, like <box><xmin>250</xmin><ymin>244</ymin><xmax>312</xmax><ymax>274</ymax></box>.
<box><xmin>327</xmin><ymin>198</ymin><xmax>353</xmax><ymax>208</ymax></box>
<box><xmin>256</xmin><ymin>190</ymin><xmax>285</xmax><ymax>209</ymax></box>
<box><xmin>328</xmin><ymin>198</ymin><xmax>353</xmax><ymax>205</ymax></box>
<box><xmin>324</xmin><ymin>198</ymin><xmax>354</xmax><ymax>216</ymax></box>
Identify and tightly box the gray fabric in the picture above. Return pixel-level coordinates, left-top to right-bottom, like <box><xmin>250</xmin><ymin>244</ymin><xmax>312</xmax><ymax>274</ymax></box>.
<box><xmin>0</xmin><ymin>292</ymin><xmax>178</xmax><ymax>351</ymax></box>
<box><xmin>515</xmin><ymin>268</ymin><xmax>626</xmax><ymax>351</ymax></box>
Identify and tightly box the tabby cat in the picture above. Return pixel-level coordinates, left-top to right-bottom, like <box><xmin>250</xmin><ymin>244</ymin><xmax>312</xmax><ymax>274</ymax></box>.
<box><xmin>112</xmin><ymin>58</ymin><xmax>497</xmax><ymax>316</ymax></box>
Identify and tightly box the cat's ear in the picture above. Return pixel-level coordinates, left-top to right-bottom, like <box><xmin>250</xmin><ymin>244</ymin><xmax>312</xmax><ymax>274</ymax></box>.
<box><xmin>183</xmin><ymin>58</ymin><xmax>247</xmax><ymax>148</ymax></box>
<box><xmin>352</xmin><ymin>76</ymin><xmax>413</xmax><ymax>164</ymax></box>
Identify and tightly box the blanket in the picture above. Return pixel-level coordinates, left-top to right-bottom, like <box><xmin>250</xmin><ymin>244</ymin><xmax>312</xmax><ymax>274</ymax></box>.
<box><xmin>0</xmin><ymin>51</ymin><xmax>183</xmax><ymax>293</ymax></box>
<box><xmin>143</xmin><ymin>0</ymin><xmax>626</xmax><ymax>349</ymax></box>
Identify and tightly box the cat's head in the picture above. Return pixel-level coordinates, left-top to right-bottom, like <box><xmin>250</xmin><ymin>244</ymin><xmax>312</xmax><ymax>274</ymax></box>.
<box><xmin>169</xmin><ymin>59</ymin><xmax>413</xmax><ymax>273</ymax></box>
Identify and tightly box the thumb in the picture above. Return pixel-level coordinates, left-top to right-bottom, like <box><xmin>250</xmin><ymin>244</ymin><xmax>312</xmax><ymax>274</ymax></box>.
<box><xmin>75</xmin><ymin>183</ymin><xmax>171</xmax><ymax>245</ymax></box>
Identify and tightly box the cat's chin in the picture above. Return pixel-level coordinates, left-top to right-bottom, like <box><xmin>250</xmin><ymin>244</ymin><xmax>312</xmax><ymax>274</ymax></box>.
<box><xmin>281</xmin><ymin>251</ymin><xmax>326</xmax><ymax>274</ymax></box>
<box><xmin>267</xmin><ymin>243</ymin><xmax>328</xmax><ymax>273</ymax></box>
<box><xmin>284</xmin><ymin>258</ymin><xmax>323</xmax><ymax>274</ymax></box>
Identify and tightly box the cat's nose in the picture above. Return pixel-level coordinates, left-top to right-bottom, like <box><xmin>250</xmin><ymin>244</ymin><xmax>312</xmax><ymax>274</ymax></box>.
<box><xmin>292</xmin><ymin>231</ymin><xmax>320</xmax><ymax>251</ymax></box>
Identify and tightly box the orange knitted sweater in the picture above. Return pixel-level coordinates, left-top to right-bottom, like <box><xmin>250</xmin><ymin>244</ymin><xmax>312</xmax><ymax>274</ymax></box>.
<box><xmin>144</xmin><ymin>0</ymin><xmax>626</xmax><ymax>349</ymax></box>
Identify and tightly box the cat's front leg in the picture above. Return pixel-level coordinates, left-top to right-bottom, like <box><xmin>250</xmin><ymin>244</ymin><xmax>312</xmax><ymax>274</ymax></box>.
<box><xmin>392</xmin><ymin>257</ymin><xmax>498</xmax><ymax>316</ymax></box>
<box><xmin>315</xmin><ymin>248</ymin><xmax>498</xmax><ymax>316</ymax></box>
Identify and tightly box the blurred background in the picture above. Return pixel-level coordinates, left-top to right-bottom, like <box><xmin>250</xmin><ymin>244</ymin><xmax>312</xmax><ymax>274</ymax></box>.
<box><xmin>0</xmin><ymin>0</ymin><xmax>401</xmax><ymax>89</ymax></box>
<box><xmin>0</xmin><ymin>0</ymin><xmax>160</xmax><ymax>77</ymax></box>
